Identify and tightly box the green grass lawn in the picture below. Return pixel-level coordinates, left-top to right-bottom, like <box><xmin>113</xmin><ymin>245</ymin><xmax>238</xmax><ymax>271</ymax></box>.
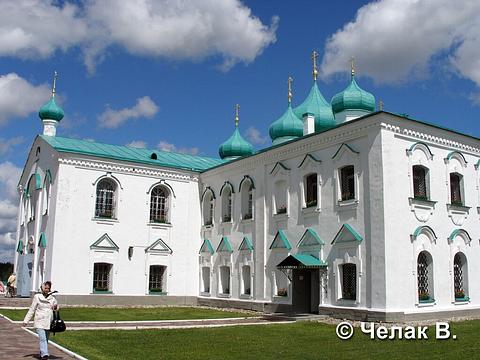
<box><xmin>0</xmin><ymin>307</ymin><xmax>253</xmax><ymax>321</ymax></box>
<box><xmin>51</xmin><ymin>321</ymin><xmax>480</xmax><ymax>360</ymax></box>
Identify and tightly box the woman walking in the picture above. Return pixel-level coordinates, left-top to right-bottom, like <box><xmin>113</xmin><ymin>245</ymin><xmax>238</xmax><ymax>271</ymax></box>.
<box><xmin>23</xmin><ymin>281</ymin><xmax>58</xmax><ymax>360</ymax></box>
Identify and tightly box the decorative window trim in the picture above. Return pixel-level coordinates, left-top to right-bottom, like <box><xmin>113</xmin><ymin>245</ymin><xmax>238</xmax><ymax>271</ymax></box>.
<box><xmin>202</xmin><ymin>188</ymin><xmax>215</xmax><ymax>227</ymax></box>
<box><xmin>146</xmin><ymin>180</ymin><xmax>176</xmax><ymax>198</ymax></box>
<box><xmin>240</xmin><ymin>177</ymin><xmax>254</xmax><ymax>221</ymax></box>
<box><xmin>333</xmin><ymin>144</ymin><xmax>360</xmax><ymax>207</ymax></box>
<box><xmin>93</xmin><ymin>175</ymin><xmax>121</xmax><ymax>220</ymax></box>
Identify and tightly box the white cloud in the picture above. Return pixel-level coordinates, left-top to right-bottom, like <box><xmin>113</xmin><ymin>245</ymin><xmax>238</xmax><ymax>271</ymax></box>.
<box><xmin>244</xmin><ymin>126</ymin><xmax>268</xmax><ymax>145</ymax></box>
<box><xmin>0</xmin><ymin>0</ymin><xmax>88</xmax><ymax>59</ymax></box>
<box><xmin>0</xmin><ymin>0</ymin><xmax>278</xmax><ymax>73</ymax></box>
<box><xmin>126</xmin><ymin>140</ymin><xmax>147</xmax><ymax>148</ymax></box>
<box><xmin>98</xmin><ymin>96</ymin><xmax>159</xmax><ymax>129</ymax></box>
<box><xmin>0</xmin><ymin>136</ymin><xmax>24</xmax><ymax>155</ymax></box>
<box><xmin>320</xmin><ymin>0</ymin><xmax>480</xmax><ymax>86</ymax></box>
<box><xmin>0</xmin><ymin>162</ymin><xmax>22</xmax><ymax>262</ymax></box>
<box><xmin>157</xmin><ymin>141</ymin><xmax>199</xmax><ymax>155</ymax></box>
<box><xmin>0</xmin><ymin>73</ymin><xmax>51</xmax><ymax>125</ymax></box>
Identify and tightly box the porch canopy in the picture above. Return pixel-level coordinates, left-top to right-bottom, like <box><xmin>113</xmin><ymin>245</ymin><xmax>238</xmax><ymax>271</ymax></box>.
<box><xmin>276</xmin><ymin>254</ymin><xmax>327</xmax><ymax>269</ymax></box>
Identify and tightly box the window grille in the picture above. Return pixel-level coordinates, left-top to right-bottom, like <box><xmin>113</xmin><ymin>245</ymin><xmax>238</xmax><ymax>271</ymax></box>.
<box><xmin>342</xmin><ymin>263</ymin><xmax>356</xmax><ymax>300</ymax></box>
<box><xmin>340</xmin><ymin>166</ymin><xmax>355</xmax><ymax>201</ymax></box>
<box><xmin>149</xmin><ymin>265</ymin><xmax>166</xmax><ymax>292</ymax></box>
<box><xmin>417</xmin><ymin>252</ymin><xmax>430</xmax><ymax>300</ymax></box>
<box><xmin>413</xmin><ymin>166</ymin><xmax>427</xmax><ymax>199</ymax></box>
<box><xmin>95</xmin><ymin>179</ymin><xmax>116</xmax><ymax>218</ymax></box>
<box><xmin>305</xmin><ymin>174</ymin><xmax>317</xmax><ymax>206</ymax></box>
<box><xmin>454</xmin><ymin>254</ymin><xmax>464</xmax><ymax>298</ymax></box>
<box><xmin>450</xmin><ymin>173</ymin><xmax>463</xmax><ymax>205</ymax></box>
<box><xmin>150</xmin><ymin>186</ymin><xmax>169</xmax><ymax>223</ymax></box>
<box><xmin>93</xmin><ymin>263</ymin><xmax>112</xmax><ymax>291</ymax></box>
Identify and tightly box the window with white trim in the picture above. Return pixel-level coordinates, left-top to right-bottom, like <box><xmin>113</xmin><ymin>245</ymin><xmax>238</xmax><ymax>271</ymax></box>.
<box><xmin>340</xmin><ymin>166</ymin><xmax>355</xmax><ymax>201</ymax></box>
<box><xmin>454</xmin><ymin>252</ymin><xmax>468</xmax><ymax>300</ymax></box>
<box><xmin>417</xmin><ymin>251</ymin><xmax>434</xmax><ymax>302</ymax></box>
<box><xmin>341</xmin><ymin>263</ymin><xmax>356</xmax><ymax>300</ymax></box>
<box><xmin>219</xmin><ymin>266</ymin><xmax>230</xmax><ymax>295</ymax></box>
<box><xmin>450</xmin><ymin>172</ymin><xmax>463</xmax><ymax>206</ymax></box>
<box><xmin>95</xmin><ymin>179</ymin><xmax>117</xmax><ymax>219</ymax></box>
<box><xmin>241</xmin><ymin>180</ymin><xmax>254</xmax><ymax>220</ymax></box>
<box><xmin>221</xmin><ymin>187</ymin><xmax>232</xmax><ymax>222</ymax></box>
<box><xmin>412</xmin><ymin>165</ymin><xmax>429</xmax><ymax>200</ymax></box>
<box><xmin>201</xmin><ymin>266</ymin><xmax>210</xmax><ymax>293</ymax></box>
<box><xmin>241</xmin><ymin>265</ymin><xmax>251</xmax><ymax>295</ymax></box>
<box><xmin>150</xmin><ymin>186</ymin><xmax>170</xmax><ymax>223</ymax></box>
<box><xmin>304</xmin><ymin>173</ymin><xmax>317</xmax><ymax>208</ymax></box>
<box><xmin>93</xmin><ymin>262</ymin><xmax>112</xmax><ymax>292</ymax></box>
<box><xmin>149</xmin><ymin>265</ymin><xmax>166</xmax><ymax>293</ymax></box>
<box><xmin>274</xmin><ymin>180</ymin><xmax>287</xmax><ymax>214</ymax></box>
<box><xmin>202</xmin><ymin>191</ymin><xmax>214</xmax><ymax>226</ymax></box>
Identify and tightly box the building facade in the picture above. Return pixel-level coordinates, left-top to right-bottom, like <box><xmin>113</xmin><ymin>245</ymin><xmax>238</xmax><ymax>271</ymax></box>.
<box><xmin>14</xmin><ymin>61</ymin><xmax>480</xmax><ymax>320</ymax></box>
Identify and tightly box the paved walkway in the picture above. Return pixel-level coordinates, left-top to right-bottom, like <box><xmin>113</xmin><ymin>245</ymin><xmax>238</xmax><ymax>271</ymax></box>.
<box><xmin>0</xmin><ymin>317</ymin><xmax>70</xmax><ymax>359</ymax></box>
<box><xmin>0</xmin><ymin>296</ymin><xmax>31</xmax><ymax>308</ymax></box>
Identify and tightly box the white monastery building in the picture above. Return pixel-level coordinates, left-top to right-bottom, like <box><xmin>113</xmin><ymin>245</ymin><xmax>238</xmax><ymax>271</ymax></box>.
<box><xmin>14</xmin><ymin>57</ymin><xmax>480</xmax><ymax>321</ymax></box>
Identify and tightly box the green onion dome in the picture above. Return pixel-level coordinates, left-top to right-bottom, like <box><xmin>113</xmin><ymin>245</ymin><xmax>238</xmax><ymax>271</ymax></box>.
<box><xmin>293</xmin><ymin>81</ymin><xmax>336</xmax><ymax>132</ymax></box>
<box><xmin>331</xmin><ymin>75</ymin><xmax>375</xmax><ymax>114</ymax></box>
<box><xmin>39</xmin><ymin>96</ymin><xmax>64</xmax><ymax>121</ymax></box>
<box><xmin>219</xmin><ymin>127</ymin><xmax>254</xmax><ymax>160</ymax></box>
<box><xmin>269</xmin><ymin>104</ymin><xmax>304</xmax><ymax>145</ymax></box>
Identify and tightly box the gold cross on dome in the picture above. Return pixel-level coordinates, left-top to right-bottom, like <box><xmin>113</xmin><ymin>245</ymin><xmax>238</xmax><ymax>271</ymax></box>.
<box><xmin>52</xmin><ymin>71</ymin><xmax>58</xmax><ymax>97</ymax></box>
<box><xmin>234</xmin><ymin>104</ymin><xmax>240</xmax><ymax>127</ymax></box>
<box><xmin>312</xmin><ymin>50</ymin><xmax>319</xmax><ymax>81</ymax></box>
<box><xmin>287</xmin><ymin>76</ymin><xmax>293</xmax><ymax>104</ymax></box>
<box><xmin>350</xmin><ymin>57</ymin><xmax>355</xmax><ymax>77</ymax></box>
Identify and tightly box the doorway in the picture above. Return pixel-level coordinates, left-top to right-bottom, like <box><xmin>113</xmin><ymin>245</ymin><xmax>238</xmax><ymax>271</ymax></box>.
<box><xmin>292</xmin><ymin>269</ymin><xmax>319</xmax><ymax>313</ymax></box>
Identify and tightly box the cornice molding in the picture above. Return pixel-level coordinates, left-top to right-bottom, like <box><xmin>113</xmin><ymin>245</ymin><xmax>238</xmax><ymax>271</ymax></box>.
<box><xmin>58</xmin><ymin>157</ymin><xmax>198</xmax><ymax>182</ymax></box>
<box><xmin>381</xmin><ymin>122</ymin><xmax>480</xmax><ymax>154</ymax></box>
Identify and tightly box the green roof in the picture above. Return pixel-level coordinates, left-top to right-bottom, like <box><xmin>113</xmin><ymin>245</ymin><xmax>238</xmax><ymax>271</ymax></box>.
<box><xmin>219</xmin><ymin>127</ymin><xmax>254</xmax><ymax>160</ymax></box>
<box><xmin>38</xmin><ymin>233</ymin><xmax>47</xmax><ymax>248</ymax></box>
<box><xmin>39</xmin><ymin>96</ymin><xmax>64</xmax><ymax>121</ymax></box>
<box><xmin>270</xmin><ymin>230</ymin><xmax>292</xmax><ymax>250</ymax></box>
<box><xmin>199</xmin><ymin>239</ymin><xmax>215</xmax><ymax>254</ymax></box>
<box><xmin>293</xmin><ymin>81</ymin><xmax>336</xmax><ymax>132</ymax></box>
<box><xmin>298</xmin><ymin>228</ymin><xmax>324</xmax><ymax>247</ymax></box>
<box><xmin>331</xmin><ymin>224</ymin><xmax>363</xmax><ymax>244</ymax></box>
<box><xmin>331</xmin><ymin>76</ymin><xmax>375</xmax><ymax>114</ymax></box>
<box><xmin>217</xmin><ymin>237</ymin><xmax>233</xmax><ymax>252</ymax></box>
<box><xmin>277</xmin><ymin>254</ymin><xmax>326</xmax><ymax>269</ymax></box>
<box><xmin>269</xmin><ymin>104</ymin><xmax>303</xmax><ymax>145</ymax></box>
<box><xmin>40</xmin><ymin>135</ymin><xmax>225</xmax><ymax>172</ymax></box>
<box><xmin>16</xmin><ymin>240</ymin><xmax>23</xmax><ymax>254</ymax></box>
<box><xmin>239</xmin><ymin>237</ymin><xmax>254</xmax><ymax>251</ymax></box>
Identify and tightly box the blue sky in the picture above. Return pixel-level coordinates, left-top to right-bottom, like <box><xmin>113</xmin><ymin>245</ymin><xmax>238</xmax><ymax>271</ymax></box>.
<box><xmin>1</xmin><ymin>0</ymin><xmax>480</xmax><ymax>261</ymax></box>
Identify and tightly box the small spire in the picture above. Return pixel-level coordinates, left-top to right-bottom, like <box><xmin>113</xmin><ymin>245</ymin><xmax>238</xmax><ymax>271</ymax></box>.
<box><xmin>287</xmin><ymin>76</ymin><xmax>293</xmax><ymax>104</ymax></box>
<box><xmin>234</xmin><ymin>104</ymin><xmax>240</xmax><ymax>127</ymax></box>
<box><xmin>350</xmin><ymin>57</ymin><xmax>355</xmax><ymax>78</ymax></box>
<box><xmin>311</xmin><ymin>50</ymin><xmax>319</xmax><ymax>81</ymax></box>
<box><xmin>52</xmin><ymin>71</ymin><xmax>58</xmax><ymax>98</ymax></box>
<box><xmin>379</xmin><ymin>100</ymin><xmax>384</xmax><ymax>111</ymax></box>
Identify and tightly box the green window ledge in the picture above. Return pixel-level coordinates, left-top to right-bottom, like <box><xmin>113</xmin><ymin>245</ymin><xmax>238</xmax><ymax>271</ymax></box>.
<box><xmin>149</xmin><ymin>291</ymin><xmax>167</xmax><ymax>295</ymax></box>
<box><xmin>419</xmin><ymin>298</ymin><xmax>435</xmax><ymax>304</ymax></box>
<box><xmin>92</xmin><ymin>289</ymin><xmax>113</xmax><ymax>294</ymax></box>
<box><xmin>455</xmin><ymin>296</ymin><xmax>470</xmax><ymax>302</ymax></box>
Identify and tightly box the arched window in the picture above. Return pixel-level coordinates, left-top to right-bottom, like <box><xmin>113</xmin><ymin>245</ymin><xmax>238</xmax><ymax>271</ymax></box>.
<box><xmin>340</xmin><ymin>166</ymin><xmax>355</xmax><ymax>201</ymax></box>
<box><xmin>341</xmin><ymin>263</ymin><xmax>356</xmax><ymax>300</ymax></box>
<box><xmin>93</xmin><ymin>262</ymin><xmax>113</xmax><ymax>292</ymax></box>
<box><xmin>150</xmin><ymin>186</ymin><xmax>170</xmax><ymax>223</ymax></box>
<box><xmin>454</xmin><ymin>252</ymin><xmax>468</xmax><ymax>300</ymax></box>
<box><xmin>304</xmin><ymin>173</ymin><xmax>317</xmax><ymax>207</ymax></box>
<box><xmin>417</xmin><ymin>251</ymin><xmax>434</xmax><ymax>302</ymax></box>
<box><xmin>203</xmin><ymin>191</ymin><xmax>214</xmax><ymax>226</ymax></box>
<box><xmin>241</xmin><ymin>180</ymin><xmax>254</xmax><ymax>220</ymax></box>
<box><xmin>149</xmin><ymin>265</ymin><xmax>167</xmax><ymax>293</ymax></box>
<box><xmin>222</xmin><ymin>187</ymin><xmax>233</xmax><ymax>222</ymax></box>
<box><xmin>450</xmin><ymin>172</ymin><xmax>463</xmax><ymax>206</ymax></box>
<box><xmin>413</xmin><ymin>165</ymin><xmax>429</xmax><ymax>200</ymax></box>
<box><xmin>95</xmin><ymin>179</ymin><xmax>117</xmax><ymax>219</ymax></box>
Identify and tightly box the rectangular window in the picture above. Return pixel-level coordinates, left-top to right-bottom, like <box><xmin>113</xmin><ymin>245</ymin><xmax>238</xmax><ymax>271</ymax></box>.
<box><xmin>340</xmin><ymin>166</ymin><xmax>355</xmax><ymax>201</ymax></box>
<box><xmin>149</xmin><ymin>265</ymin><xmax>166</xmax><ymax>293</ymax></box>
<box><xmin>450</xmin><ymin>173</ymin><xmax>463</xmax><ymax>205</ymax></box>
<box><xmin>242</xmin><ymin>265</ymin><xmax>251</xmax><ymax>295</ymax></box>
<box><xmin>305</xmin><ymin>174</ymin><xmax>318</xmax><ymax>207</ymax></box>
<box><xmin>413</xmin><ymin>165</ymin><xmax>428</xmax><ymax>199</ymax></box>
<box><xmin>341</xmin><ymin>263</ymin><xmax>356</xmax><ymax>300</ymax></box>
<box><xmin>93</xmin><ymin>263</ymin><xmax>112</xmax><ymax>292</ymax></box>
<box><xmin>202</xmin><ymin>267</ymin><xmax>210</xmax><ymax>293</ymax></box>
<box><xmin>219</xmin><ymin>266</ymin><xmax>230</xmax><ymax>295</ymax></box>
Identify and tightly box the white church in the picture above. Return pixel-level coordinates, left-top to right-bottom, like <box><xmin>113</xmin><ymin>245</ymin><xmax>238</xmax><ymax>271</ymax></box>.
<box><xmin>13</xmin><ymin>56</ymin><xmax>480</xmax><ymax>321</ymax></box>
